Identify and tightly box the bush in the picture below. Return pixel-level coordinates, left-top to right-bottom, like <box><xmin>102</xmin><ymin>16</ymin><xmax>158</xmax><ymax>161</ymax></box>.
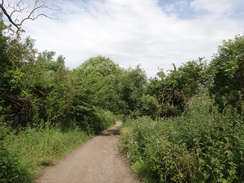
<box><xmin>120</xmin><ymin>95</ymin><xmax>244</xmax><ymax>182</ymax></box>
<box><xmin>75</xmin><ymin>104</ymin><xmax>118</xmax><ymax>134</ymax></box>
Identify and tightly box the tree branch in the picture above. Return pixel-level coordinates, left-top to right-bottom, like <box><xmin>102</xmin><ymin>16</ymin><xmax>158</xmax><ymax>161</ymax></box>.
<box><xmin>0</xmin><ymin>0</ymin><xmax>59</xmax><ymax>33</ymax></box>
<box><xmin>0</xmin><ymin>2</ymin><xmax>21</xmax><ymax>31</ymax></box>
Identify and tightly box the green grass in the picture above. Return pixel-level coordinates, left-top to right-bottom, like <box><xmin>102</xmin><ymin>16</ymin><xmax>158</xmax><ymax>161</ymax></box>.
<box><xmin>1</xmin><ymin>126</ymin><xmax>92</xmax><ymax>182</ymax></box>
<box><xmin>120</xmin><ymin>95</ymin><xmax>244</xmax><ymax>183</ymax></box>
<box><xmin>0</xmin><ymin>109</ymin><xmax>120</xmax><ymax>182</ymax></box>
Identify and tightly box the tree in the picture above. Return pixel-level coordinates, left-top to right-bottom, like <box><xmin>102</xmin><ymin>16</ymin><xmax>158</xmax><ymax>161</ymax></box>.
<box><xmin>118</xmin><ymin>66</ymin><xmax>147</xmax><ymax>116</ymax></box>
<box><xmin>72</xmin><ymin>56</ymin><xmax>122</xmax><ymax>110</ymax></box>
<box><xmin>0</xmin><ymin>21</ymin><xmax>27</xmax><ymax>127</ymax></box>
<box><xmin>147</xmin><ymin>58</ymin><xmax>209</xmax><ymax>117</ymax></box>
<box><xmin>72</xmin><ymin>57</ymin><xmax>148</xmax><ymax>117</ymax></box>
<box><xmin>210</xmin><ymin>34</ymin><xmax>244</xmax><ymax>113</ymax></box>
<box><xmin>0</xmin><ymin>21</ymin><xmax>12</xmax><ymax>104</ymax></box>
<box><xmin>0</xmin><ymin>23</ymin><xmax>73</xmax><ymax>128</ymax></box>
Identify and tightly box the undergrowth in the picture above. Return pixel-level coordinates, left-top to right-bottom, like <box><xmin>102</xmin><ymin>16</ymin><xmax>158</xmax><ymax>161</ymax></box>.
<box><xmin>120</xmin><ymin>95</ymin><xmax>244</xmax><ymax>183</ymax></box>
<box><xmin>1</xmin><ymin>126</ymin><xmax>91</xmax><ymax>182</ymax></box>
<box><xmin>0</xmin><ymin>110</ymin><xmax>118</xmax><ymax>182</ymax></box>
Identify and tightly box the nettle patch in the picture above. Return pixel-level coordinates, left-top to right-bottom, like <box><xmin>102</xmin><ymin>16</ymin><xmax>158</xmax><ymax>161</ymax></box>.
<box><xmin>120</xmin><ymin>96</ymin><xmax>244</xmax><ymax>183</ymax></box>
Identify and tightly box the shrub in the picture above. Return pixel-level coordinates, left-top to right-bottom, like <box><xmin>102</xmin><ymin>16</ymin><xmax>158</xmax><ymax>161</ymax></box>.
<box><xmin>120</xmin><ymin>95</ymin><xmax>244</xmax><ymax>182</ymax></box>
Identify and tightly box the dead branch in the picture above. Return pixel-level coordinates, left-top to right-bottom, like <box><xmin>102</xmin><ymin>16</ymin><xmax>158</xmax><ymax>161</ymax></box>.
<box><xmin>0</xmin><ymin>0</ymin><xmax>59</xmax><ymax>33</ymax></box>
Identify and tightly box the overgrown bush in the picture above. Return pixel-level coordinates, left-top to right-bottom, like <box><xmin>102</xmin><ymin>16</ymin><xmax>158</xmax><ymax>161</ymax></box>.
<box><xmin>120</xmin><ymin>95</ymin><xmax>244</xmax><ymax>182</ymax></box>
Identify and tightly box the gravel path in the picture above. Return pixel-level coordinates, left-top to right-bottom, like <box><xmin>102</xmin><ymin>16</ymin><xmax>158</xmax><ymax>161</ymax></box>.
<box><xmin>35</xmin><ymin>121</ymin><xmax>138</xmax><ymax>183</ymax></box>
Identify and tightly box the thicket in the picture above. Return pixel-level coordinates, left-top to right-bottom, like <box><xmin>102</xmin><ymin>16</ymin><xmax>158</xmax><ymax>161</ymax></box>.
<box><xmin>120</xmin><ymin>35</ymin><xmax>244</xmax><ymax>183</ymax></box>
<box><xmin>120</xmin><ymin>96</ymin><xmax>243</xmax><ymax>182</ymax></box>
<box><xmin>144</xmin><ymin>58</ymin><xmax>210</xmax><ymax>118</ymax></box>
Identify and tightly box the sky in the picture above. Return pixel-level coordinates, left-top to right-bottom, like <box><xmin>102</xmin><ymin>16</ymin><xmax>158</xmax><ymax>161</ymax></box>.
<box><xmin>5</xmin><ymin>0</ymin><xmax>244</xmax><ymax>77</ymax></box>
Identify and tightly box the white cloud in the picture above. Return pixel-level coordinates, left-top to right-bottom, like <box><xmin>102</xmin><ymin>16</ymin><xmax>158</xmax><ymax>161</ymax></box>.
<box><xmin>21</xmin><ymin>0</ymin><xmax>244</xmax><ymax>77</ymax></box>
<box><xmin>190</xmin><ymin>0</ymin><xmax>241</xmax><ymax>15</ymax></box>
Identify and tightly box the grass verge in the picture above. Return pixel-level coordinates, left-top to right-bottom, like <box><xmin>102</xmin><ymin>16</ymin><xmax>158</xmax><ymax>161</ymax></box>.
<box><xmin>1</xmin><ymin>109</ymin><xmax>119</xmax><ymax>182</ymax></box>
<box><xmin>1</xmin><ymin>126</ymin><xmax>92</xmax><ymax>182</ymax></box>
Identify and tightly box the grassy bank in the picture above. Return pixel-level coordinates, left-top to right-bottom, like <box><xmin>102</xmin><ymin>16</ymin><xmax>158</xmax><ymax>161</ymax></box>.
<box><xmin>1</xmin><ymin>110</ymin><xmax>119</xmax><ymax>182</ymax></box>
<box><xmin>1</xmin><ymin>126</ymin><xmax>92</xmax><ymax>182</ymax></box>
<box><xmin>120</xmin><ymin>96</ymin><xmax>244</xmax><ymax>183</ymax></box>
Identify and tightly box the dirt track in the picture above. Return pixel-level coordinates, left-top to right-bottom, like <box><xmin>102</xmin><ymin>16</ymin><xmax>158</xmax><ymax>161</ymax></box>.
<box><xmin>35</xmin><ymin>121</ymin><xmax>138</xmax><ymax>183</ymax></box>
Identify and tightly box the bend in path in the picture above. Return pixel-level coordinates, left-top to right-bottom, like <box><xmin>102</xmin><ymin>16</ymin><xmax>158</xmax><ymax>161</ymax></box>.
<box><xmin>35</xmin><ymin>121</ymin><xmax>139</xmax><ymax>183</ymax></box>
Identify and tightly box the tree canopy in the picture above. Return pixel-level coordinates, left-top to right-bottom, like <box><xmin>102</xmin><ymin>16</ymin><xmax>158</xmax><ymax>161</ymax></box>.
<box><xmin>210</xmin><ymin>34</ymin><xmax>244</xmax><ymax>114</ymax></box>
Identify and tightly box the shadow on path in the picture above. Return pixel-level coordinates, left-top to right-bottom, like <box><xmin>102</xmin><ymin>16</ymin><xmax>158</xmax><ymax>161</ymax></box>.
<box><xmin>100</xmin><ymin>121</ymin><xmax>122</xmax><ymax>136</ymax></box>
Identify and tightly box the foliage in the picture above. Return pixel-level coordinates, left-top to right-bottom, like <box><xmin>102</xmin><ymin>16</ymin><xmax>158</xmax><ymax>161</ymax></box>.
<box><xmin>74</xmin><ymin>103</ymin><xmax>118</xmax><ymax>134</ymax></box>
<box><xmin>0</xmin><ymin>22</ymin><xmax>23</xmax><ymax>126</ymax></box>
<box><xmin>118</xmin><ymin>66</ymin><xmax>147</xmax><ymax>117</ymax></box>
<box><xmin>1</xmin><ymin>124</ymin><xmax>92</xmax><ymax>182</ymax></box>
<box><xmin>146</xmin><ymin>58</ymin><xmax>209</xmax><ymax>117</ymax></box>
<box><xmin>72</xmin><ymin>56</ymin><xmax>122</xmax><ymax>112</ymax></box>
<box><xmin>2</xmin><ymin>17</ymin><xmax>244</xmax><ymax>183</ymax></box>
<box><xmin>19</xmin><ymin>51</ymin><xmax>74</xmax><ymax>128</ymax></box>
<box><xmin>70</xmin><ymin>56</ymin><xmax>146</xmax><ymax>131</ymax></box>
<box><xmin>0</xmin><ymin>122</ymin><xmax>30</xmax><ymax>182</ymax></box>
<box><xmin>72</xmin><ymin>57</ymin><xmax>147</xmax><ymax>117</ymax></box>
<box><xmin>139</xmin><ymin>95</ymin><xmax>159</xmax><ymax>119</ymax></box>
<box><xmin>120</xmin><ymin>95</ymin><xmax>244</xmax><ymax>183</ymax></box>
<box><xmin>1</xmin><ymin>21</ymin><xmax>145</xmax><ymax>130</ymax></box>
<box><xmin>210</xmin><ymin>34</ymin><xmax>244</xmax><ymax>114</ymax></box>
<box><xmin>0</xmin><ymin>142</ymin><xmax>31</xmax><ymax>183</ymax></box>
<box><xmin>0</xmin><ymin>22</ymin><xmax>120</xmax><ymax>182</ymax></box>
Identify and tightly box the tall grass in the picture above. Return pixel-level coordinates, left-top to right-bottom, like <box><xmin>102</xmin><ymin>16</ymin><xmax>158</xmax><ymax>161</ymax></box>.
<box><xmin>1</xmin><ymin>109</ymin><xmax>119</xmax><ymax>182</ymax></box>
<box><xmin>120</xmin><ymin>95</ymin><xmax>244</xmax><ymax>183</ymax></box>
<box><xmin>1</xmin><ymin>126</ymin><xmax>92</xmax><ymax>182</ymax></box>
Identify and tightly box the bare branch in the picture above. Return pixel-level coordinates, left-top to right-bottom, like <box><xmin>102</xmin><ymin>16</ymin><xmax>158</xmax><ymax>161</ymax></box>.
<box><xmin>0</xmin><ymin>2</ymin><xmax>21</xmax><ymax>31</ymax></box>
<box><xmin>0</xmin><ymin>0</ymin><xmax>59</xmax><ymax>34</ymax></box>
